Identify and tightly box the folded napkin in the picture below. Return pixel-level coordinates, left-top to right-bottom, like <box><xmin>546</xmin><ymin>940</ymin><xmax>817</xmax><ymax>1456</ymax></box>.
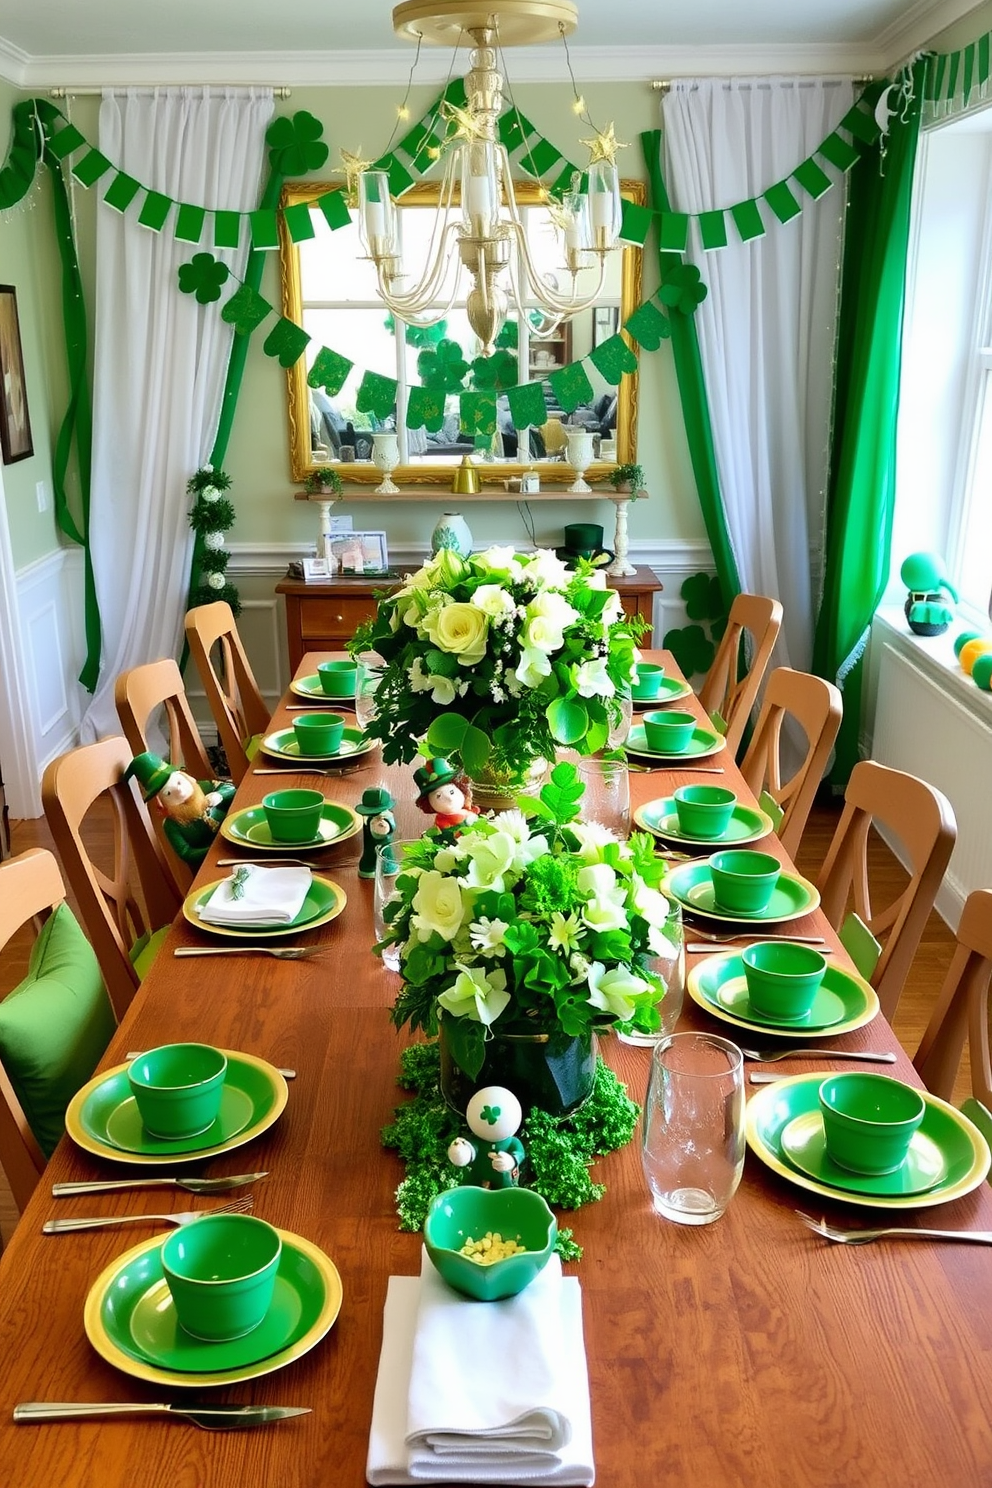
<box><xmin>367</xmin><ymin>1249</ymin><xmax>594</xmax><ymax>1485</ymax></box>
<box><xmin>196</xmin><ymin>864</ymin><xmax>312</xmax><ymax>926</ymax></box>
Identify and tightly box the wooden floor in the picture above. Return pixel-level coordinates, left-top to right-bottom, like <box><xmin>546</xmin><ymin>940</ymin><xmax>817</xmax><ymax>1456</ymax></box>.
<box><xmin>0</xmin><ymin>798</ymin><xmax>965</xmax><ymax>1246</ymax></box>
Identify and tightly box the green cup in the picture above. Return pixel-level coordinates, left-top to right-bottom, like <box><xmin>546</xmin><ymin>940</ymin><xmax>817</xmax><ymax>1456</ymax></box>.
<box><xmin>262</xmin><ymin>788</ymin><xmax>324</xmax><ymax>843</ymax></box>
<box><xmin>818</xmin><ymin>1073</ymin><xmax>926</xmax><ymax>1175</ymax></box>
<box><xmin>709</xmin><ymin>850</ymin><xmax>781</xmax><ymax>914</ymax></box>
<box><xmin>740</xmin><ymin>941</ymin><xmax>827</xmax><ymax>1021</ymax></box>
<box><xmin>161</xmin><ymin>1213</ymin><xmax>282</xmax><ymax>1341</ymax></box>
<box><xmin>642</xmin><ymin>710</ymin><xmax>696</xmax><ymax>753</ymax></box>
<box><xmin>127</xmin><ymin>1044</ymin><xmax>227</xmax><ymax>1140</ymax></box>
<box><xmin>632</xmin><ymin>662</ymin><xmax>666</xmax><ymax>701</ymax></box>
<box><xmin>673</xmin><ymin>784</ymin><xmax>737</xmax><ymax>839</ymax></box>
<box><xmin>424</xmin><ymin>1186</ymin><xmax>557</xmax><ymax>1302</ymax></box>
<box><xmin>317</xmin><ymin>659</ymin><xmax>358</xmax><ymax>697</ymax></box>
<box><xmin>293</xmin><ymin>711</ymin><xmax>345</xmax><ymax>756</ymax></box>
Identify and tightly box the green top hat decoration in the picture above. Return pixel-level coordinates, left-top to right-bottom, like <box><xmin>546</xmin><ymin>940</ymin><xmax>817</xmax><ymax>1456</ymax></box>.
<box><xmin>413</xmin><ymin>757</ymin><xmax>460</xmax><ymax>800</ymax></box>
<box><xmin>123</xmin><ymin>750</ymin><xmax>174</xmax><ymax>801</ymax></box>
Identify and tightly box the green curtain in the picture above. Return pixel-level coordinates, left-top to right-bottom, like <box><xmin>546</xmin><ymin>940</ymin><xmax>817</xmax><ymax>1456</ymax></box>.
<box><xmin>641</xmin><ymin>130</ymin><xmax>741</xmax><ymax>608</ymax></box>
<box><xmin>812</xmin><ymin>66</ymin><xmax>925</xmax><ymax>784</ymax></box>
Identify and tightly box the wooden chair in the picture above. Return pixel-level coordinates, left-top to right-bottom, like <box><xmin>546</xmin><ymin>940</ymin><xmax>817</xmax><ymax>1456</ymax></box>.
<box><xmin>184</xmin><ymin>602</ymin><xmax>269</xmax><ymax>784</ymax></box>
<box><xmin>698</xmin><ymin>593</ymin><xmax>783</xmax><ymax>756</ymax></box>
<box><xmin>816</xmin><ymin>760</ymin><xmax>957</xmax><ymax>1023</ymax></box>
<box><xmin>115</xmin><ymin>658</ymin><xmax>216</xmax><ymax>888</ymax></box>
<box><xmin>0</xmin><ymin>850</ymin><xmax>65</xmax><ymax>1212</ymax></box>
<box><xmin>738</xmin><ymin>667</ymin><xmax>842</xmax><ymax>860</ymax></box>
<box><xmin>913</xmin><ymin>890</ymin><xmax>992</xmax><ymax>1121</ymax></box>
<box><xmin>42</xmin><ymin>736</ymin><xmax>182</xmax><ymax>1021</ymax></box>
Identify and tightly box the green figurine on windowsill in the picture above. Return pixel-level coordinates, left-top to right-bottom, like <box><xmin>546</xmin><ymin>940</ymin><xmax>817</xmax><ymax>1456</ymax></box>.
<box><xmin>356</xmin><ymin>785</ymin><xmax>397</xmax><ymax>879</ymax></box>
<box><xmin>123</xmin><ymin>751</ymin><xmax>236</xmax><ymax>869</ymax></box>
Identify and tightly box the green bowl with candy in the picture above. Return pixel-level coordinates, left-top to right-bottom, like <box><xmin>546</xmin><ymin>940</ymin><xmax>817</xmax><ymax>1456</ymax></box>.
<box><xmin>424</xmin><ymin>1187</ymin><xmax>557</xmax><ymax>1302</ymax></box>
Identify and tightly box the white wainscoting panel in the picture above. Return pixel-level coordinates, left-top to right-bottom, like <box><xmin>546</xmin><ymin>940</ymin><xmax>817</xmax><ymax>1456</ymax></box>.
<box><xmin>16</xmin><ymin>547</ymin><xmax>86</xmax><ymax>798</ymax></box>
<box><xmin>871</xmin><ymin>633</ymin><xmax>992</xmax><ymax>928</ymax></box>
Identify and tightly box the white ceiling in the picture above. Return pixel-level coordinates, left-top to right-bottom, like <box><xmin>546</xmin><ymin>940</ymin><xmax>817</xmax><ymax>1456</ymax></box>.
<box><xmin>0</xmin><ymin>0</ymin><xmax>984</xmax><ymax>87</ymax></box>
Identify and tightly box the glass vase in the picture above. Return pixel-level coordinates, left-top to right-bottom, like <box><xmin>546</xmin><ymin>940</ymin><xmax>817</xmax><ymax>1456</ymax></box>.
<box><xmin>466</xmin><ymin>757</ymin><xmax>549</xmax><ymax>815</ymax></box>
<box><xmin>439</xmin><ymin>1017</ymin><xmax>597</xmax><ymax>1117</ymax></box>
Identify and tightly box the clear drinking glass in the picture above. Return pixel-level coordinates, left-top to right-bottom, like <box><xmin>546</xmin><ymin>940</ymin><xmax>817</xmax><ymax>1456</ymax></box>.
<box><xmin>617</xmin><ymin>901</ymin><xmax>684</xmax><ymax>1046</ymax></box>
<box><xmin>354</xmin><ymin>651</ymin><xmax>384</xmax><ymax>731</ymax></box>
<box><xmin>606</xmin><ymin>692</ymin><xmax>633</xmax><ymax>749</ymax></box>
<box><xmin>577</xmin><ymin>757</ymin><xmax>630</xmax><ymax>837</ymax></box>
<box><xmin>373</xmin><ymin>837</ymin><xmax>417</xmax><ymax>972</ymax></box>
<box><xmin>641</xmin><ymin>1032</ymin><xmax>745</xmax><ymax>1226</ymax></box>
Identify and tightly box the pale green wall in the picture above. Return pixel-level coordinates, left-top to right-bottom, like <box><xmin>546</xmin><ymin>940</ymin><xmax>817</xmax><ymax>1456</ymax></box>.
<box><xmin>0</xmin><ymin>79</ymin><xmax>70</xmax><ymax>568</ymax></box>
<box><xmin>224</xmin><ymin>79</ymin><xmax>700</xmax><ymax>555</ymax></box>
<box><xmin>930</xmin><ymin>2</ymin><xmax>992</xmax><ymax>51</ymax></box>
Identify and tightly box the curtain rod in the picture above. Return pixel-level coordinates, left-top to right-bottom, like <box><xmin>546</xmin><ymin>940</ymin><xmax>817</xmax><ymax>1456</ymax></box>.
<box><xmin>651</xmin><ymin>75</ymin><xmax>872</xmax><ymax>92</ymax></box>
<box><xmin>50</xmin><ymin>86</ymin><xmax>292</xmax><ymax>98</ymax></box>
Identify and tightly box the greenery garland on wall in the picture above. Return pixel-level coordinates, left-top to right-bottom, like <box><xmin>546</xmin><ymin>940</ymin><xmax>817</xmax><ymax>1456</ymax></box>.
<box><xmin>186</xmin><ymin>466</ymin><xmax>240</xmax><ymax>614</ymax></box>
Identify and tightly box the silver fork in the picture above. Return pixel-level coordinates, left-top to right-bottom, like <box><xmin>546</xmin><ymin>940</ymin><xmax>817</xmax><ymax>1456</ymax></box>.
<box><xmin>738</xmin><ymin>1045</ymin><xmax>896</xmax><ymax>1064</ymax></box>
<box><xmin>43</xmin><ymin>1195</ymin><xmax>254</xmax><ymax>1234</ymax></box>
<box><xmin>173</xmin><ymin>946</ymin><xmax>321</xmax><ymax>960</ymax></box>
<box><xmin>796</xmin><ymin>1211</ymin><xmax>992</xmax><ymax>1246</ymax></box>
<box><xmin>688</xmin><ymin>927</ymin><xmax>826</xmax><ymax>945</ymax></box>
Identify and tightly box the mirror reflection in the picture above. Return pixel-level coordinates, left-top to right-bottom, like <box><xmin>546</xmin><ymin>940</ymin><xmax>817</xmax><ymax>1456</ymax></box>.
<box><xmin>279</xmin><ymin>180</ymin><xmax>644</xmax><ymax>485</ymax></box>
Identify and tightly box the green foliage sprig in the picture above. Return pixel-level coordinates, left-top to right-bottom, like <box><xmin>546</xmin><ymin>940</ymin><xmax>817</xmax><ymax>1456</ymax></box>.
<box><xmin>187</xmin><ymin>465</ymin><xmax>240</xmax><ymax>615</ymax></box>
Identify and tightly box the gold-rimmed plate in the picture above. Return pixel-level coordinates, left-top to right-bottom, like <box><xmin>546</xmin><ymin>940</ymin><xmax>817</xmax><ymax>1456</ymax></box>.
<box><xmin>65</xmin><ymin>1052</ymin><xmax>288</xmax><ymax>1166</ymax></box>
<box><xmin>688</xmin><ymin>951</ymin><xmax>879</xmax><ymax>1038</ymax></box>
<box><xmin>290</xmin><ymin>672</ymin><xmax>356</xmax><ymax>702</ymax></box>
<box><xmin>182</xmin><ymin>874</ymin><xmax>346</xmax><ymax>939</ymax></box>
<box><xmin>663</xmin><ymin>860</ymin><xmax>820</xmax><ymax>925</ymax></box>
<box><xmin>635</xmin><ymin>797</ymin><xmax>774</xmax><ymax>849</ymax></box>
<box><xmin>626</xmin><ymin>723</ymin><xmax>726</xmax><ymax>762</ymax></box>
<box><xmin>631</xmin><ymin>676</ymin><xmax>694</xmax><ymax>708</ymax></box>
<box><xmin>220</xmin><ymin>802</ymin><xmax>361</xmax><ymax>852</ymax></box>
<box><xmin>85</xmin><ymin>1229</ymin><xmax>342</xmax><ymax>1386</ymax></box>
<box><xmin>260</xmin><ymin>727</ymin><xmax>374</xmax><ymax>764</ymax></box>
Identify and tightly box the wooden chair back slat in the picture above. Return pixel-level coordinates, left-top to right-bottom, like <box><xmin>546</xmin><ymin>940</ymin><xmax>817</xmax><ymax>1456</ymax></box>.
<box><xmin>739</xmin><ymin>667</ymin><xmax>842</xmax><ymax>858</ymax></box>
<box><xmin>184</xmin><ymin>603</ymin><xmax>268</xmax><ymax>785</ymax></box>
<box><xmin>698</xmin><ymin>593</ymin><xmax>783</xmax><ymax>756</ymax></box>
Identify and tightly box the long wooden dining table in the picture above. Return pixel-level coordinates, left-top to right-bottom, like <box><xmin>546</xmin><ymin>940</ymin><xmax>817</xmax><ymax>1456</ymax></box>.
<box><xmin>2</xmin><ymin>649</ymin><xmax>992</xmax><ymax>1487</ymax></box>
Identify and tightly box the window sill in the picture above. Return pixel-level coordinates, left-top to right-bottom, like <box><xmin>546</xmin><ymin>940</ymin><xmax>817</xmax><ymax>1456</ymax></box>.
<box><xmin>872</xmin><ymin>606</ymin><xmax>992</xmax><ymax>727</ymax></box>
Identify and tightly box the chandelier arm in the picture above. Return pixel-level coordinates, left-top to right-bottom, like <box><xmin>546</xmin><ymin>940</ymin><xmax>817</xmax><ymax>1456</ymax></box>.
<box><xmin>508</xmin><ymin>216</ymin><xmax>608</xmax><ymax>317</ymax></box>
<box><xmin>376</xmin><ymin>251</ymin><xmax>464</xmax><ymax>330</ymax></box>
<box><xmin>374</xmin><ymin>220</ymin><xmax>463</xmax><ymax>317</ymax></box>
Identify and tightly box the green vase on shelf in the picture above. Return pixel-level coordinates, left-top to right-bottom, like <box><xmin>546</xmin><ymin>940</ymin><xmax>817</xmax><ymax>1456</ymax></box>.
<box><xmin>431</xmin><ymin>512</ymin><xmax>472</xmax><ymax>557</ymax></box>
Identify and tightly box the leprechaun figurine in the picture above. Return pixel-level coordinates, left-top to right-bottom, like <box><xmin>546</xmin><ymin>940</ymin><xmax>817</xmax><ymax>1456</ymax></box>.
<box><xmin>123</xmin><ymin>751</ymin><xmax>236</xmax><ymax>869</ymax></box>
<box><xmin>414</xmin><ymin>757</ymin><xmax>477</xmax><ymax>833</ymax></box>
<box><xmin>447</xmin><ymin>1086</ymin><xmax>526</xmax><ymax>1190</ymax></box>
<box><xmin>356</xmin><ymin>786</ymin><xmax>397</xmax><ymax>879</ymax></box>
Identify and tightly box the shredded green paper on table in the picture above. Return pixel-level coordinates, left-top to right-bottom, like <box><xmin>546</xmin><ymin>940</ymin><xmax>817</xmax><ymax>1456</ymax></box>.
<box><xmin>381</xmin><ymin>1043</ymin><xmax>641</xmax><ymax>1263</ymax></box>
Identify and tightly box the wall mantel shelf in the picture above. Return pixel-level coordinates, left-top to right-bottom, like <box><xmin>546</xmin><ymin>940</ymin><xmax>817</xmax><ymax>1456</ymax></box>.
<box><xmin>293</xmin><ymin>488</ymin><xmax>611</xmax><ymax>504</ymax></box>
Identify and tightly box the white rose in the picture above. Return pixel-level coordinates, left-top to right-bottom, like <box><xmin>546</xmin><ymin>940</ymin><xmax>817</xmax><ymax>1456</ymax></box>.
<box><xmin>522</xmin><ymin>550</ymin><xmax>573</xmax><ymax>588</ymax></box>
<box><xmin>474</xmin><ymin>546</ymin><xmax>523</xmax><ymax>577</ymax></box>
<box><xmin>578</xmin><ymin>862</ymin><xmax>629</xmax><ymax>933</ymax></box>
<box><xmin>630</xmin><ymin>878</ymin><xmax>674</xmax><ymax>928</ymax></box>
<box><xmin>522</xmin><ymin>590</ymin><xmax>579</xmax><ymax>653</ymax></box>
<box><xmin>411</xmin><ymin>871</ymin><xmax>471</xmax><ymax>942</ymax></box>
<box><xmin>568</xmin><ymin>820</ymin><xmax>623</xmax><ymax>863</ymax></box>
<box><xmin>422</xmin><ymin>602</ymin><xmax>489</xmax><ymax>665</ymax></box>
<box><xmin>471</xmin><ymin>583</ymin><xmax>515</xmax><ymax>617</ymax></box>
<box><xmin>600</xmin><ymin>588</ymin><xmax>624</xmax><ymax>624</ymax></box>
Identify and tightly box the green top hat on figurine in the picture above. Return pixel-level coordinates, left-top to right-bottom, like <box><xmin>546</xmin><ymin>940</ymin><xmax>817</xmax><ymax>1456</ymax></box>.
<box><xmin>356</xmin><ymin>786</ymin><xmax>397</xmax><ymax>879</ymax></box>
<box><xmin>123</xmin><ymin>750</ymin><xmax>174</xmax><ymax>801</ymax></box>
<box><xmin>413</xmin><ymin>757</ymin><xmax>460</xmax><ymax>799</ymax></box>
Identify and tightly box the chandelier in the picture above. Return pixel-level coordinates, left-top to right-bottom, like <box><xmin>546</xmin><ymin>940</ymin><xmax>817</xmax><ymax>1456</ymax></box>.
<box><xmin>357</xmin><ymin>0</ymin><xmax>622</xmax><ymax>355</ymax></box>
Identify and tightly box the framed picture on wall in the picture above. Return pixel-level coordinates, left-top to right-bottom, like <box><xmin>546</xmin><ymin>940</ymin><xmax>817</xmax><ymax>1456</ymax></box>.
<box><xmin>0</xmin><ymin>285</ymin><xmax>33</xmax><ymax>464</ymax></box>
<box><xmin>330</xmin><ymin>531</ymin><xmax>389</xmax><ymax>576</ymax></box>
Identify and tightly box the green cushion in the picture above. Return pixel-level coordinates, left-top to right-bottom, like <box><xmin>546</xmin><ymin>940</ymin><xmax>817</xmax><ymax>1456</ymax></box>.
<box><xmin>129</xmin><ymin>924</ymin><xmax>171</xmax><ymax>980</ymax></box>
<box><xmin>839</xmin><ymin>910</ymin><xmax>883</xmax><ymax>982</ymax></box>
<box><xmin>0</xmin><ymin>902</ymin><xmax>116</xmax><ymax>1158</ymax></box>
<box><xmin>244</xmin><ymin>733</ymin><xmax>263</xmax><ymax>761</ymax></box>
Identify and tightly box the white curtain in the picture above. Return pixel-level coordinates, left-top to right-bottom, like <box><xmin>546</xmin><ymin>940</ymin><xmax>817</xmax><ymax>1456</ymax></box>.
<box><xmin>80</xmin><ymin>86</ymin><xmax>274</xmax><ymax>742</ymax></box>
<box><xmin>663</xmin><ymin>78</ymin><xmax>854</xmax><ymax>674</ymax></box>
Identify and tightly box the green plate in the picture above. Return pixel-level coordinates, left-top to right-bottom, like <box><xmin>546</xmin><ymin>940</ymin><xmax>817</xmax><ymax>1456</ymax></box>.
<box><xmin>627</xmin><ymin>723</ymin><xmax>726</xmax><ymax>762</ymax></box>
<box><xmin>715</xmin><ymin>974</ymin><xmax>845</xmax><ymax>1030</ymax></box>
<box><xmin>635</xmin><ymin>797</ymin><xmax>773</xmax><ymax>849</ymax></box>
<box><xmin>290</xmin><ymin>672</ymin><xmax>356</xmax><ymax>701</ymax></box>
<box><xmin>260</xmin><ymin>727</ymin><xmax>374</xmax><ymax>763</ymax></box>
<box><xmin>66</xmin><ymin>1053</ymin><xmax>288</xmax><ymax>1166</ymax></box>
<box><xmin>663</xmin><ymin>860</ymin><xmax>820</xmax><ymax>924</ymax></box>
<box><xmin>746</xmin><ymin>1074</ymin><xmax>990</xmax><ymax>1209</ymax></box>
<box><xmin>632</xmin><ymin>677</ymin><xmax>694</xmax><ymax>708</ymax></box>
<box><xmin>85</xmin><ymin>1229</ymin><xmax>342</xmax><ymax>1387</ymax></box>
<box><xmin>182</xmin><ymin>874</ymin><xmax>346</xmax><ymax>939</ymax></box>
<box><xmin>220</xmin><ymin>801</ymin><xmax>361</xmax><ymax>852</ymax></box>
<box><xmin>780</xmin><ymin>1111</ymin><xmax>948</xmax><ymax>1197</ymax></box>
<box><xmin>688</xmin><ymin>952</ymin><xmax>878</xmax><ymax>1037</ymax></box>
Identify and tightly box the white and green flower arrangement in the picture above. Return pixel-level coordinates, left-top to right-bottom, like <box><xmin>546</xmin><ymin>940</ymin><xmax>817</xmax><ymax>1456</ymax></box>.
<box><xmin>351</xmin><ymin>545</ymin><xmax>645</xmax><ymax>784</ymax></box>
<box><xmin>383</xmin><ymin>763</ymin><xmax>677</xmax><ymax>1081</ymax></box>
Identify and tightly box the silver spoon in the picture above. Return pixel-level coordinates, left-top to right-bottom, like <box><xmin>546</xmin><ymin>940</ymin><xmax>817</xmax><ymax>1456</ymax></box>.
<box><xmin>173</xmin><ymin>946</ymin><xmax>321</xmax><ymax>961</ymax></box>
<box><xmin>53</xmin><ymin>1171</ymin><xmax>267</xmax><ymax>1197</ymax></box>
<box><xmin>14</xmin><ymin>1402</ymin><xmax>311</xmax><ymax>1430</ymax></box>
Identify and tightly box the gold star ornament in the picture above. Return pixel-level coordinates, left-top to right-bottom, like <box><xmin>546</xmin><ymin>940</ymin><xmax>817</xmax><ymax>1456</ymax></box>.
<box><xmin>339</xmin><ymin>148</ymin><xmax>373</xmax><ymax>205</ymax></box>
<box><xmin>580</xmin><ymin>122</ymin><xmax>628</xmax><ymax>166</ymax></box>
<box><xmin>440</xmin><ymin>100</ymin><xmax>488</xmax><ymax>144</ymax></box>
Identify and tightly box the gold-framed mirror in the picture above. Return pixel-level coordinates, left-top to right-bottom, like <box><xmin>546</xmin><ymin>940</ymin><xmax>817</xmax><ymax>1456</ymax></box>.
<box><xmin>278</xmin><ymin>179</ymin><xmax>644</xmax><ymax>487</ymax></box>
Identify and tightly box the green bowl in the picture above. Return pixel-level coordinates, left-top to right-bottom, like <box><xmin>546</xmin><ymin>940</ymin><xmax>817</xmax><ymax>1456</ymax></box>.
<box><xmin>317</xmin><ymin>660</ymin><xmax>358</xmax><ymax>697</ymax></box>
<box><xmin>162</xmin><ymin>1213</ymin><xmax>282</xmax><ymax>1342</ymax></box>
<box><xmin>740</xmin><ymin>942</ymin><xmax>827</xmax><ymax>1022</ymax></box>
<box><xmin>818</xmin><ymin>1073</ymin><xmax>927</xmax><ymax>1175</ymax></box>
<box><xmin>261</xmin><ymin>788</ymin><xmax>325</xmax><ymax>844</ymax></box>
<box><xmin>424</xmin><ymin>1187</ymin><xmax>557</xmax><ymax>1302</ymax></box>
<box><xmin>292</xmin><ymin>711</ymin><xmax>345</xmax><ymax>755</ymax></box>
<box><xmin>127</xmin><ymin>1044</ymin><xmax>227</xmax><ymax>1140</ymax></box>
<box><xmin>709</xmin><ymin>850</ymin><xmax>781</xmax><ymax>914</ymax></box>
<box><xmin>673</xmin><ymin>784</ymin><xmax>737</xmax><ymax>839</ymax></box>
<box><xmin>642</xmin><ymin>709</ymin><xmax>696</xmax><ymax>753</ymax></box>
<box><xmin>631</xmin><ymin>662</ymin><xmax>666</xmax><ymax>701</ymax></box>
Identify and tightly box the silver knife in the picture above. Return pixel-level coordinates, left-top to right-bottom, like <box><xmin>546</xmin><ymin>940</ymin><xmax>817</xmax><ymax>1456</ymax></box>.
<box><xmin>14</xmin><ymin>1402</ymin><xmax>310</xmax><ymax>1431</ymax></box>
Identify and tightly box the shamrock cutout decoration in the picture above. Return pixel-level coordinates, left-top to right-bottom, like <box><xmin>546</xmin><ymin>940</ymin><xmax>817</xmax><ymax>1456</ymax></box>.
<box><xmin>308</xmin><ymin>346</ymin><xmax>353</xmax><ymax>397</ymax></box>
<box><xmin>417</xmin><ymin>338</ymin><xmax>469</xmax><ymax>393</ymax></box>
<box><xmin>262</xmin><ymin>317</ymin><xmax>311</xmax><ymax>368</ymax></box>
<box><xmin>177</xmin><ymin>252</ymin><xmax>230</xmax><ymax>304</ymax></box>
<box><xmin>406</xmin><ymin>384</ymin><xmax>447</xmax><ymax>433</ymax></box>
<box><xmin>624</xmin><ymin>299</ymin><xmax>671</xmax><ymax>352</ymax></box>
<box><xmin>266</xmin><ymin>111</ymin><xmax>329</xmax><ymax>176</ymax></box>
<box><xmin>681</xmin><ymin>571</ymin><xmax>725</xmax><ymax>625</ymax></box>
<box><xmin>470</xmin><ymin>349</ymin><xmax>517</xmax><ymax>392</ymax></box>
<box><xmin>221</xmin><ymin>283</ymin><xmax>271</xmax><ymax>335</ymax></box>
<box><xmin>479</xmin><ymin>1104</ymin><xmax>501</xmax><ymax>1126</ymax></box>
<box><xmin>494</xmin><ymin>318</ymin><xmax>519</xmax><ymax>350</ymax></box>
<box><xmin>658</xmin><ymin>263</ymin><xmax>708</xmax><ymax>315</ymax></box>
<box><xmin>663</xmin><ymin>623</ymin><xmax>716</xmax><ymax>681</ymax></box>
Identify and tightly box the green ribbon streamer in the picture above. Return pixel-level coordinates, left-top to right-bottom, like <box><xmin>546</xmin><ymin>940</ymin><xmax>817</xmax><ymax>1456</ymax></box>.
<box><xmin>642</xmin><ymin>129</ymin><xmax>740</xmax><ymax>614</ymax></box>
<box><xmin>812</xmin><ymin>63</ymin><xmax>924</xmax><ymax>786</ymax></box>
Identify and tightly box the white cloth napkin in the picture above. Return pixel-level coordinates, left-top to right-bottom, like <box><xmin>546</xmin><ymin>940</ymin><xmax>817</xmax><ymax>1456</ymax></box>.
<box><xmin>196</xmin><ymin>864</ymin><xmax>312</xmax><ymax>926</ymax></box>
<box><xmin>367</xmin><ymin>1249</ymin><xmax>594</xmax><ymax>1485</ymax></box>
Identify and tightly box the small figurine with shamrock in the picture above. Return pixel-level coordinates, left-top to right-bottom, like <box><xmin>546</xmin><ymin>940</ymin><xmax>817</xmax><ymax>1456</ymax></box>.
<box><xmin>447</xmin><ymin>1086</ymin><xmax>525</xmax><ymax>1189</ymax></box>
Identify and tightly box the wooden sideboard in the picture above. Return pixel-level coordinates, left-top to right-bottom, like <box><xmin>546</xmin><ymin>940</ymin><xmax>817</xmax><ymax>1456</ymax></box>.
<box><xmin>276</xmin><ymin>565</ymin><xmax>662</xmax><ymax>672</ymax></box>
